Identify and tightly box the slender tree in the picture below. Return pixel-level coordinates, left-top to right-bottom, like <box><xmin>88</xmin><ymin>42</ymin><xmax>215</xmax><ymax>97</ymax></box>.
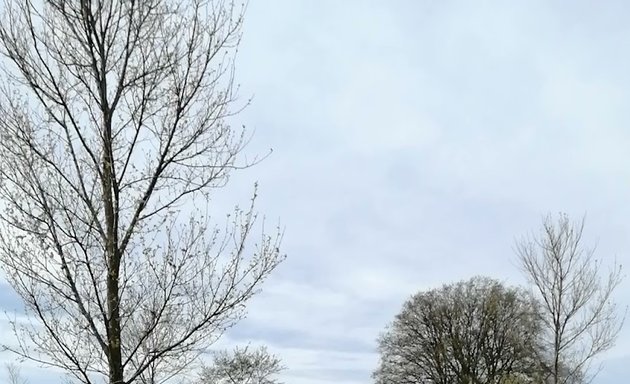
<box><xmin>0</xmin><ymin>1</ymin><xmax>284</xmax><ymax>384</ymax></box>
<box><xmin>374</xmin><ymin>277</ymin><xmax>545</xmax><ymax>384</ymax></box>
<box><xmin>515</xmin><ymin>213</ymin><xmax>624</xmax><ymax>384</ymax></box>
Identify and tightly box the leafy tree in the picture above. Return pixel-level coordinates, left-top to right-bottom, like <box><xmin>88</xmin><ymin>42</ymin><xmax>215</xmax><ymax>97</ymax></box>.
<box><xmin>374</xmin><ymin>277</ymin><xmax>544</xmax><ymax>384</ymax></box>
<box><xmin>0</xmin><ymin>1</ymin><xmax>284</xmax><ymax>383</ymax></box>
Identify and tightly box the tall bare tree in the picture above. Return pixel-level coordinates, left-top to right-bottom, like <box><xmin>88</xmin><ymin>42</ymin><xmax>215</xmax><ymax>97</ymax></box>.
<box><xmin>515</xmin><ymin>213</ymin><xmax>624</xmax><ymax>384</ymax></box>
<box><xmin>0</xmin><ymin>1</ymin><xmax>284</xmax><ymax>384</ymax></box>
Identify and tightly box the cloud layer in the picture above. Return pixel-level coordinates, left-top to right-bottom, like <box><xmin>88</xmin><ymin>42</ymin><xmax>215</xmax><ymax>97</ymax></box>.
<box><xmin>2</xmin><ymin>1</ymin><xmax>630</xmax><ymax>383</ymax></box>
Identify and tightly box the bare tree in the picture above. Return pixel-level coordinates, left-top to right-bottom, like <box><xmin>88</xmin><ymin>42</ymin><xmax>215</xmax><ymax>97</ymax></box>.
<box><xmin>0</xmin><ymin>1</ymin><xmax>284</xmax><ymax>384</ymax></box>
<box><xmin>374</xmin><ymin>277</ymin><xmax>545</xmax><ymax>384</ymax></box>
<box><xmin>199</xmin><ymin>346</ymin><xmax>284</xmax><ymax>384</ymax></box>
<box><xmin>5</xmin><ymin>363</ymin><xmax>28</xmax><ymax>384</ymax></box>
<box><xmin>515</xmin><ymin>213</ymin><xmax>624</xmax><ymax>384</ymax></box>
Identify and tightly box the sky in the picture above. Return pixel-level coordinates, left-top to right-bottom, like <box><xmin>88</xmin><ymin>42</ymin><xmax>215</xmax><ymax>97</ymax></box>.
<box><xmin>2</xmin><ymin>1</ymin><xmax>630</xmax><ymax>383</ymax></box>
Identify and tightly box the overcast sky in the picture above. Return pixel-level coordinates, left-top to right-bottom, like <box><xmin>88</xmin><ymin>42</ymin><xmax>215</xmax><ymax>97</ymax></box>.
<box><xmin>2</xmin><ymin>1</ymin><xmax>630</xmax><ymax>383</ymax></box>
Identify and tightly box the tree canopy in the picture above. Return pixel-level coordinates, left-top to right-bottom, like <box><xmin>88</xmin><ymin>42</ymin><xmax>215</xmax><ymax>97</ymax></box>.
<box><xmin>374</xmin><ymin>277</ymin><xmax>545</xmax><ymax>384</ymax></box>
